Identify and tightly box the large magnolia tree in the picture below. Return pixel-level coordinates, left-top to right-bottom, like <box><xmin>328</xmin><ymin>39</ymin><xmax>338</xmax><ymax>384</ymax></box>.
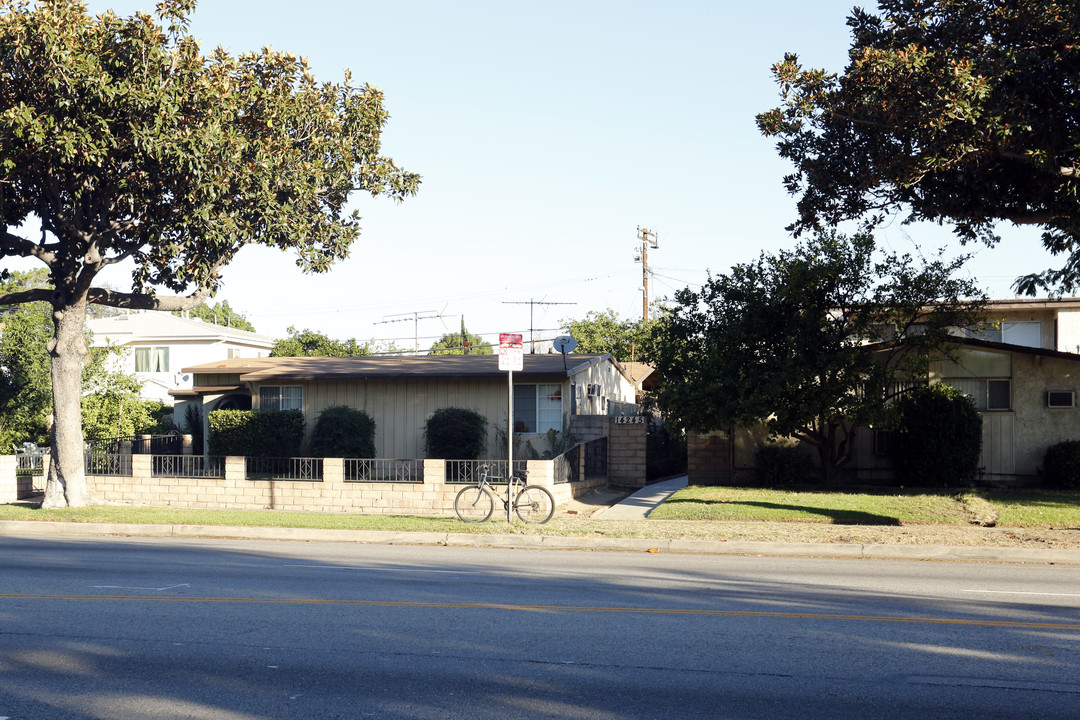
<box><xmin>757</xmin><ymin>0</ymin><xmax>1080</xmax><ymax>294</ymax></box>
<box><xmin>0</xmin><ymin>0</ymin><xmax>419</xmax><ymax>507</ymax></box>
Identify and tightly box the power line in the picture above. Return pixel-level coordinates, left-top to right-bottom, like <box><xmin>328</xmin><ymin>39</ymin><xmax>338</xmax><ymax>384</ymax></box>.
<box><xmin>374</xmin><ymin>309</ymin><xmax>456</xmax><ymax>354</ymax></box>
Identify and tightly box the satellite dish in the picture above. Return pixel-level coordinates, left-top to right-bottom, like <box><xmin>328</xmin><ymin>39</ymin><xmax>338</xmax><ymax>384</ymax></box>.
<box><xmin>553</xmin><ymin>335</ymin><xmax>577</xmax><ymax>354</ymax></box>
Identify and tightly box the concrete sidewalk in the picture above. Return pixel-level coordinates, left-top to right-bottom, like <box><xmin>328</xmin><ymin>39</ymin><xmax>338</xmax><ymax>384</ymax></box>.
<box><xmin>591</xmin><ymin>475</ymin><xmax>689</xmax><ymax>520</ymax></box>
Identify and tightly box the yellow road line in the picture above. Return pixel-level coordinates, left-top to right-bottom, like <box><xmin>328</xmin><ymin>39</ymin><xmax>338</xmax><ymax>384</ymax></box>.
<box><xmin>1</xmin><ymin>593</ymin><xmax>1077</xmax><ymax>630</ymax></box>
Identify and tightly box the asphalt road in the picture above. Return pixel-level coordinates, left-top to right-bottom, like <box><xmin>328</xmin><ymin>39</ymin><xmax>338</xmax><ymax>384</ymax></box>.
<box><xmin>1</xmin><ymin>535</ymin><xmax>1078</xmax><ymax>719</ymax></box>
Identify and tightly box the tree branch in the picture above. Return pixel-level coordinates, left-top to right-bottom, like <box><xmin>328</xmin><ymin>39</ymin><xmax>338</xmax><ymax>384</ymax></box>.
<box><xmin>1</xmin><ymin>230</ymin><xmax>58</xmax><ymax>265</ymax></box>
<box><xmin>86</xmin><ymin>285</ymin><xmax>214</xmax><ymax>311</ymax></box>
<box><xmin>0</xmin><ymin>288</ymin><xmax>54</xmax><ymax>306</ymax></box>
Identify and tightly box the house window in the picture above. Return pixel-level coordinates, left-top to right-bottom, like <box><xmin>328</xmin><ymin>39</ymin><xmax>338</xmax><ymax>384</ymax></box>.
<box><xmin>259</xmin><ymin>386</ymin><xmax>303</xmax><ymax>411</ymax></box>
<box><xmin>966</xmin><ymin>321</ymin><xmax>1041</xmax><ymax>348</ymax></box>
<box><xmin>941</xmin><ymin>349</ymin><xmax>1012</xmax><ymax>411</ymax></box>
<box><xmin>135</xmin><ymin>347</ymin><xmax>169</xmax><ymax>372</ymax></box>
<box><xmin>513</xmin><ymin>384</ymin><xmax>563</xmax><ymax>433</ymax></box>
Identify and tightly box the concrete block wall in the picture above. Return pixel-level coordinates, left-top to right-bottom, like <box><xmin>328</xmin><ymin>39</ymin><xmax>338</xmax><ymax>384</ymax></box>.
<box><xmin>0</xmin><ymin>456</ymin><xmax>15</xmax><ymax>503</ymax></box>
<box><xmin>607</xmin><ymin>418</ymin><xmax>646</xmax><ymax>487</ymax></box>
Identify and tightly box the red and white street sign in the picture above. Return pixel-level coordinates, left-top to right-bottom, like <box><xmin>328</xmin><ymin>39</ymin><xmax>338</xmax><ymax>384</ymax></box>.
<box><xmin>498</xmin><ymin>333</ymin><xmax>523</xmax><ymax>371</ymax></box>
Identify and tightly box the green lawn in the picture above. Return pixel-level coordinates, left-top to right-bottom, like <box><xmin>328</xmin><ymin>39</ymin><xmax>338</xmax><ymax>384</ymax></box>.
<box><xmin>2</xmin><ymin>487</ymin><xmax>1078</xmax><ymax>531</ymax></box>
<box><xmin>649</xmin><ymin>486</ymin><xmax>1080</xmax><ymax>527</ymax></box>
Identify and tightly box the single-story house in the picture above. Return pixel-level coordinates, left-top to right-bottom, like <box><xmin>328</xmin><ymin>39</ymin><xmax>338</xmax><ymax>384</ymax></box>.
<box><xmin>172</xmin><ymin>352</ymin><xmax>638</xmax><ymax>459</ymax></box>
<box><xmin>89</xmin><ymin>312</ymin><xmax>275</xmax><ymax>404</ymax></box>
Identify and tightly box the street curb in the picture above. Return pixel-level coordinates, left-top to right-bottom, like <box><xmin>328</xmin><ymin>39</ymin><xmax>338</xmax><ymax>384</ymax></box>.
<box><xmin>2</xmin><ymin>520</ymin><xmax>1079</xmax><ymax>564</ymax></box>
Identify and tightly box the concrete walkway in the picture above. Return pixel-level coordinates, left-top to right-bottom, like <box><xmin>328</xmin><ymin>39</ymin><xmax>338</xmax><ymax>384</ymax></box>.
<box><xmin>591</xmin><ymin>475</ymin><xmax>689</xmax><ymax>520</ymax></box>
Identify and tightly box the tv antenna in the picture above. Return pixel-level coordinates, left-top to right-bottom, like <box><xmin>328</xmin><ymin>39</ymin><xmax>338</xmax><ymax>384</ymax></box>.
<box><xmin>376</xmin><ymin>308</ymin><xmax>455</xmax><ymax>354</ymax></box>
<box><xmin>503</xmin><ymin>298</ymin><xmax>576</xmax><ymax>353</ymax></box>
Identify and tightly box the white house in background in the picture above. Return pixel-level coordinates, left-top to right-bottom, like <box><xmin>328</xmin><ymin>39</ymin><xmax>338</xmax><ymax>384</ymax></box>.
<box><xmin>88</xmin><ymin>312</ymin><xmax>276</xmax><ymax>404</ymax></box>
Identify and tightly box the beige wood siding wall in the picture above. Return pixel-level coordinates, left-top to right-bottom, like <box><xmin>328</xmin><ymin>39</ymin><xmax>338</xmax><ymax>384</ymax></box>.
<box><xmin>300</xmin><ymin>378</ymin><xmax>510</xmax><ymax>458</ymax></box>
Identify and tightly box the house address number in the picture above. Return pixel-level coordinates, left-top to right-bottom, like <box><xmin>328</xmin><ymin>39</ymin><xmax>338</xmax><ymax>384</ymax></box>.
<box><xmin>614</xmin><ymin>416</ymin><xmax>645</xmax><ymax>424</ymax></box>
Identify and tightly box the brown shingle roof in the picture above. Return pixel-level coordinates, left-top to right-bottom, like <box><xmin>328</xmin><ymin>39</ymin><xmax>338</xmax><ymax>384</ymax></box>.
<box><xmin>182</xmin><ymin>353</ymin><xmax>619</xmax><ymax>382</ymax></box>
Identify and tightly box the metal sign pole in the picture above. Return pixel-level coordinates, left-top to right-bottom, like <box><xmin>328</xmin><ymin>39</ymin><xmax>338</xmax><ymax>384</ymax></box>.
<box><xmin>507</xmin><ymin>368</ymin><xmax>513</xmax><ymax>523</ymax></box>
<box><xmin>499</xmin><ymin>333</ymin><xmax>523</xmax><ymax>523</ymax></box>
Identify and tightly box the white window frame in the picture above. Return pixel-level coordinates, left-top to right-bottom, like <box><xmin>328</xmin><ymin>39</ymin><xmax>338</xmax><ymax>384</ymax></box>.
<box><xmin>259</xmin><ymin>385</ymin><xmax>303</xmax><ymax>412</ymax></box>
<box><xmin>513</xmin><ymin>383</ymin><xmax>563</xmax><ymax>434</ymax></box>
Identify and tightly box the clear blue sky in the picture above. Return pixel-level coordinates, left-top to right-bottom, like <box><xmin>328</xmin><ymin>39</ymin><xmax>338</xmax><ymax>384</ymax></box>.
<box><xmin>61</xmin><ymin>1</ymin><xmax>1057</xmax><ymax>348</ymax></box>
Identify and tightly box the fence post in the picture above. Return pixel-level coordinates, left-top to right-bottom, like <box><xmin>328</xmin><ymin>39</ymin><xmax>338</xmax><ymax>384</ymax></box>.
<box><xmin>131</xmin><ymin>453</ymin><xmax>152</xmax><ymax>481</ymax></box>
<box><xmin>525</xmin><ymin>459</ymin><xmax>555</xmax><ymax>488</ymax></box>
<box><xmin>423</xmin><ymin>459</ymin><xmax>446</xmax><ymax>485</ymax></box>
<box><xmin>225</xmin><ymin>456</ymin><xmax>246</xmax><ymax>483</ymax></box>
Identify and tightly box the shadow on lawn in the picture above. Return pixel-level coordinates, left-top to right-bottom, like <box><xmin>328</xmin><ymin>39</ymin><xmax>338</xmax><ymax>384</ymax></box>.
<box><xmin>663</xmin><ymin>498</ymin><xmax>902</xmax><ymax>525</ymax></box>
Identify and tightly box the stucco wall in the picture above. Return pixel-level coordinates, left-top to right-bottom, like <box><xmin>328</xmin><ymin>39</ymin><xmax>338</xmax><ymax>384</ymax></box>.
<box><xmin>1008</xmin><ymin>353</ymin><xmax>1080</xmax><ymax>477</ymax></box>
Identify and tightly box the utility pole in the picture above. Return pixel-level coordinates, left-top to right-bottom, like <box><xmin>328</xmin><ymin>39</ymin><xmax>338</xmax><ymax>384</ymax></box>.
<box><xmin>635</xmin><ymin>226</ymin><xmax>659</xmax><ymax>321</ymax></box>
<box><xmin>502</xmin><ymin>299</ymin><xmax>576</xmax><ymax>353</ymax></box>
<box><xmin>375</xmin><ymin>309</ymin><xmax>452</xmax><ymax>354</ymax></box>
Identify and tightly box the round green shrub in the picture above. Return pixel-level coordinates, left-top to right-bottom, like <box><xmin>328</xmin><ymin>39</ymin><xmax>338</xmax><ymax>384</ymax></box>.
<box><xmin>308</xmin><ymin>405</ymin><xmax>376</xmax><ymax>458</ymax></box>
<box><xmin>1041</xmin><ymin>440</ymin><xmax>1080</xmax><ymax>489</ymax></box>
<box><xmin>890</xmin><ymin>383</ymin><xmax>982</xmax><ymax>487</ymax></box>
<box><xmin>424</xmin><ymin>407</ymin><xmax>487</xmax><ymax>460</ymax></box>
<box><xmin>754</xmin><ymin>443</ymin><xmax>814</xmax><ymax>486</ymax></box>
<box><xmin>208</xmin><ymin>409</ymin><xmax>305</xmax><ymax>458</ymax></box>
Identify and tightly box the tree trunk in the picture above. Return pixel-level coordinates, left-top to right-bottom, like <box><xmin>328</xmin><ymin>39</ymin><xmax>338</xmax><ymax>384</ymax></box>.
<box><xmin>42</xmin><ymin>299</ymin><xmax>89</xmax><ymax>508</ymax></box>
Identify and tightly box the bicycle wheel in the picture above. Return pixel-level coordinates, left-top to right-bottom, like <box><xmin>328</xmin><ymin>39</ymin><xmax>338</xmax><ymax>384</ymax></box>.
<box><xmin>454</xmin><ymin>485</ymin><xmax>494</xmax><ymax>522</ymax></box>
<box><xmin>514</xmin><ymin>485</ymin><xmax>555</xmax><ymax>524</ymax></box>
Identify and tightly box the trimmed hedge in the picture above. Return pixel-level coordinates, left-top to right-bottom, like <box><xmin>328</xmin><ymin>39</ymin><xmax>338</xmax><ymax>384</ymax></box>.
<box><xmin>208</xmin><ymin>409</ymin><xmax>304</xmax><ymax>458</ymax></box>
<box><xmin>424</xmin><ymin>407</ymin><xmax>487</xmax><ymax>460</ymax></box>
<box><xmin>890</xmin><ymin>383</ymin><xmax>982</xmax><ymax>487</ymax></box>
<box><xmin>308</xmin><ymin>405</ymin><xmax>376</xmax><ymax>458</ymax></box>
<box><xmin>755</xmin><ymin>443</ymin><xmax>814</xmax><ymax>486</ymax></box>
<box><xmin>1042</xmin><ymin>440</ymin><xmax>1080</xmax><ymax>489</ymax></box>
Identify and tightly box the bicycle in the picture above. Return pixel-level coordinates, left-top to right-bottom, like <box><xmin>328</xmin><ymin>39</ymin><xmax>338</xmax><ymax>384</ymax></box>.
<box><xmin>454</xmin><ymin>463</ymin><xmax>555</xmax><ymax>524</ymax></box>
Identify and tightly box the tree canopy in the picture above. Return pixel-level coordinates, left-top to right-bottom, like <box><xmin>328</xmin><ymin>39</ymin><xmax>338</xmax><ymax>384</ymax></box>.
<box><xmin>0</xmin><ymin>0</ymin><xmax>418</xmax><ymax>506</ymax></box>
<box><xmin>646</xmin><ymin>232</ymin><xmax>986</xmax><ymax>484</ymax></box>
<box><xmin>429</xmin><ymin>327</ymin><xmax>492</xmax><ymax>355</ymax></box>
<box><xmin>757</xmin><ymin>0</ymin><xmax>1080</xmax><ymax>294</ymax></box>
<box><xmin>271</xmin><ymin>326</ymin><xmax>390</xmax><ymax>357</ymax></box>
<box><xmin>561</xmin><ymin>309</ymin><xmax>660</xmax><ymax>363</ymax></box>
<box><xmin>176</xmin><ymin>300</ymin><xmax>255</xmax><ymax>332</ymax></box>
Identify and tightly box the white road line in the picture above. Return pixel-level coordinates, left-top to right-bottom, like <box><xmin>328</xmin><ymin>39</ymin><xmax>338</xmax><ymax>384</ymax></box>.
<box><xmin>283</xmin><ymin>564</ymin><xmax>481</xmax><ymax>574</ymax></box>
<box><xmin>962</xmin><ymin>589</ymin><xmax>1080</xmax><ymax>598</ymax></box>
<box><xmin>92</xmin><ymin>583</ymin><xmax>192</xmax><ymax>591</ymax></box>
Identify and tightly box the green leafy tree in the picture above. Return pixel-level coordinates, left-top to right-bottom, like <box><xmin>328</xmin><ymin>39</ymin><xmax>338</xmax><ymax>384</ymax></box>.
<box><xmin>647</xmin><ymin>231</ymin><xmax>986</xmax><ymax>485</ymax></box>
<box><xmin>561</xmin><ymin>309</ymin><xmax>661</xmax><ymax>363</ymax></box>
<box><xmin>0</xmin><ymin>1</ymin><xmax>418</xmax><ymax>506</ymax></box>
<box><xmin>271</xmin><ymin>326</ymin><xmax>374</xmax><ymax>357</ymax></box>
<box><xmin>757</xmin><ymin>0</ymin><xmax>1080</xmax><ymax>294</ymax></box>
<box><xmin>890</xmin><ymin>383</ymin><xmax>982</xmax><ymax>487</ymax></box>
<box><xmin>429</xmin><ymin>328</ymin><xmax>492</xmax><ymax>355</ymax></box>
<box><xmin>176</xmin><ymin>300</ymin><xmax>255</xmax><ymax>332</ymax></box>
<box><xmin>0</xmin><ymin>279</ymin><xmax>54</xmax><ymax>448</ymax></box>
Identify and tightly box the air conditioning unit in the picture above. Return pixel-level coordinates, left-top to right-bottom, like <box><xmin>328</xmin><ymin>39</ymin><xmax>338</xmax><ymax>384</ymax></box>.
<box><xmin>1047</xmin><ymin>390</ymin><xmax>1075</xmax><ymax>408</ymax></box>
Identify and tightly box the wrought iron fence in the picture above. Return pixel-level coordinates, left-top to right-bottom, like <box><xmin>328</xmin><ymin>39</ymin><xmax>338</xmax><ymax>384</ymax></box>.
<box><xmin>554</xmin><ymin>444</ymin><xmax>580</xmax><ymax>484</ymax></box>
<box><xmin>584</xmin><ymin>436</ymin><xmax>608</xmax><ymax>480</ymax></box>
<box><xmin>85</xmin><ymin>434</ymin><xmax>185</xmax><ymax>456</ymax></box>
<box><xmin>14</xmin><ymin>443</ymin><xmax>45</xmax><ymax>477</ymax></box>
<box><xmin>444</xmin><ymin>459</ymin><xmax>527</xmax><ymax>483</ymax></box>
<box><xmin>344</xmin><ymin>458</ymin><xmax>423</xmax><ymax>483</ymax></box>
<box><xmin>152</xmin><ymin>455</ymin><xmax>226</xmax><ymax>478</ymax></box>
<box><xmin>85</xmin><ymin>448</ymin><xmax>133</xmax><ymax>476</ymax></box>
<box><xmin>245</xmin><ymin>457</ymin><xmax>323</xmax><ymax>481</ymax></box>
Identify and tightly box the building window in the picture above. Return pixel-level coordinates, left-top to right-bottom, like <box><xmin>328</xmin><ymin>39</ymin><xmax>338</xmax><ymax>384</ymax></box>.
<box><xmin>965</xmin><ymin>321</ymin><xmax>1041</xmax><ymax>348</ymax></box>
<box><xmin>259</xmin><ymin>386</ymin><xmax>303</xmax><ymax>411</ymax></box>
<box><xmin>135</xmin><ymin>347</ymin><xmax>169</xmax><ymax>372</ymax></box>
<box><xmin>941</xmin><ymin>349</ymin><xmax>1011</xmax><ymax>411</ymax></box>
<box><xmin>513</xmin><ymin>384</ymin><xmax>563</xmax><ymax>433</ymax></box>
